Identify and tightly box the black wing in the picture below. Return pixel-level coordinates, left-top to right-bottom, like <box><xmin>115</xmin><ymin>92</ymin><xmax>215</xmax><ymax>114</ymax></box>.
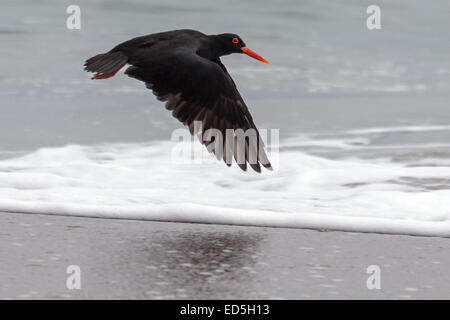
<box><xmin>126</xmin><ymin>47</ymin><xmax>271</xmax><ymax>172</ymax></box>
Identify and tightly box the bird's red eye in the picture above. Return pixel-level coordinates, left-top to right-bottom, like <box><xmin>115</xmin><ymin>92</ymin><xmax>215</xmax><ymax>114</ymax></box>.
<box><xmin>232</xmin><ymin>37</ymin><xmax>239</xmax><ymax>44</ymax></box>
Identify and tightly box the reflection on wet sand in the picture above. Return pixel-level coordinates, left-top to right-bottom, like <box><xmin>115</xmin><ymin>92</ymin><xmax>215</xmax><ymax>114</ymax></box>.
<box><xmin>120</xmin><ymin>227</ymin><xmax>265</xmax><ymax>299</ymax></box>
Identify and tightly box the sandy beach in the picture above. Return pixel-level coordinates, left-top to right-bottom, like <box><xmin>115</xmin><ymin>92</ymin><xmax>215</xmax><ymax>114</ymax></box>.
<box><xmin>1</xmin><ymin>211</ymin><xmax>448</xmax><ymax>299</ymax></box>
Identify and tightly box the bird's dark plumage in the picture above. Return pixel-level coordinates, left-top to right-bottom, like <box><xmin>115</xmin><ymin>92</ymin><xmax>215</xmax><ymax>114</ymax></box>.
<box><xmin>84</xmin><ymin>29</ymin><xmax>271</xmax><ymax>172</ymax></box>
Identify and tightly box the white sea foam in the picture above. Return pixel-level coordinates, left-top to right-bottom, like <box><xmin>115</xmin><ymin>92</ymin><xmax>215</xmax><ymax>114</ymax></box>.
<box><xmin>0</xmin><ymin>134</ymin><xmax>449</xmax><ymax>237</ymax></box>
<box><xmin>282</xmin><ymin>135</ymin><xmax>370</xmax><ymax>150</ymax></box>
<box><xmin>345</xmin><ymin>125</ymin><xmax>450</xmax><ymax>135</ymax></box>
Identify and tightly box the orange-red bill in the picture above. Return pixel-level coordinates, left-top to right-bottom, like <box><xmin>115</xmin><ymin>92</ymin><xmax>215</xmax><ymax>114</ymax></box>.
<box><xmin>241</xmin><ymin>47</ymin><xmax>269</xmax><ymax>64</ymax></box>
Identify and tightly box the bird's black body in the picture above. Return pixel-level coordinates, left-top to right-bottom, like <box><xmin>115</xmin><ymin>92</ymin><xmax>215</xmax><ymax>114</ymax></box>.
<box><xmin>84</xmin><ymin>29</ymin><xmax>271</xmax><ymax>172</ymax></box>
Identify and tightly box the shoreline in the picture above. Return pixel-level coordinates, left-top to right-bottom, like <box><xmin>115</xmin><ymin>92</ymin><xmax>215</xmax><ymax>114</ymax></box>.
<box><xmin>1</xmin><ymin>211</ymin><xmax>449</xmax><ymax>299</ymax></box>
<box><xmin>0</xmin><ymin>206</ymin><xmax>448</xmax><ymax>239</ymax></box>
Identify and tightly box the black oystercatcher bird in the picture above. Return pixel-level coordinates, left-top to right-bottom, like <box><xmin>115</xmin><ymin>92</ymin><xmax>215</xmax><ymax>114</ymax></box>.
<box><xmin>84</xmin><ymin>29</ymin><xmax>271</xmax><ymax>172</ymax></box>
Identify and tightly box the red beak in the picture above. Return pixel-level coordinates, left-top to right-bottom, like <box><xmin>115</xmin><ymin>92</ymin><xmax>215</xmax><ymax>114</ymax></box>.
<box><xmin>241</xmin><ymin>47</ymin><xmax>269</xmax><ymax>64</ymax></box>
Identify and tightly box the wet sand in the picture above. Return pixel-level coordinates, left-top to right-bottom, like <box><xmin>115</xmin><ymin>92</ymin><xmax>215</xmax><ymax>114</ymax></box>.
<box><xmin>0</xmin><ymin>211</ymin><xmax>448</xmax><ymax>299</ymax></box>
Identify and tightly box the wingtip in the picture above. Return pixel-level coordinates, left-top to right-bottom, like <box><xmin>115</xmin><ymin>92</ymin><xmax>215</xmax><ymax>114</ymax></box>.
<box><xmin>238</xmin><ymin>163</ymin><xmax>248</xmax><ymax>172</ymax></box>
<box><xmin>250</xmin><ymin>163</ymin><xmax>262</xmax><ymax>173</ymax></box>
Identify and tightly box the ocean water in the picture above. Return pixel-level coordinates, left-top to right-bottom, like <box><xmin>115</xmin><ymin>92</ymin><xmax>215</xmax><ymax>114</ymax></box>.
<box><xmin>0</xmin><ymin>0</ymin><xmax>449</xmax><ymax>237</ymax></box>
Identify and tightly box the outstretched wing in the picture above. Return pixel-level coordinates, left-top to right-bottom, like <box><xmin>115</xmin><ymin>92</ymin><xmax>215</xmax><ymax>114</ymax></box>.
<box><xmin>125</xmin><ymin>50</ymin><xmax>272</xmax><ymax>172</ymax></box>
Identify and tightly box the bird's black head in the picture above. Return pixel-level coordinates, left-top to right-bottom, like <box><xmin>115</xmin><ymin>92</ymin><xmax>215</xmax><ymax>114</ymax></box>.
<box><xmin>215</xmin><ymin>33</ymin><xmax>247</xmax><ymax>54</ymax></box>
<box><xmin>210</xmin><ymin>33</ymin><xmax>268</xmax><ymax>64</ymax></box>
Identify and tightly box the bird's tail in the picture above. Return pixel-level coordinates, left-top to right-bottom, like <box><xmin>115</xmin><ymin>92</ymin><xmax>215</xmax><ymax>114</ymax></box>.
<box><xmin>84</xmin><ymin>51</ymin><xmax>128</xmax><ymax>80</ymax></box>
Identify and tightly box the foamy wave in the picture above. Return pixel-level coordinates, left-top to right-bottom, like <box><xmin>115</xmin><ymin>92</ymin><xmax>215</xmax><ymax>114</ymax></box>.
<box><xmin>345</xmin><ymin>125</ymin><xmax>450</xmax><ymax>135</ymax></box>
<box><xmin>282</xmin><ymin>136</ymin><xmax>370</xmax><ymax>150</ymax></box>
<box><xmin>0</xmin><ymin>140</ymin><xmax>449</xmax><ymax>237</ymax></box>
<box><xmin>282</xmin><ymin>125</ymin><xmax>450</xmax><ymax>153</ymax></box>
